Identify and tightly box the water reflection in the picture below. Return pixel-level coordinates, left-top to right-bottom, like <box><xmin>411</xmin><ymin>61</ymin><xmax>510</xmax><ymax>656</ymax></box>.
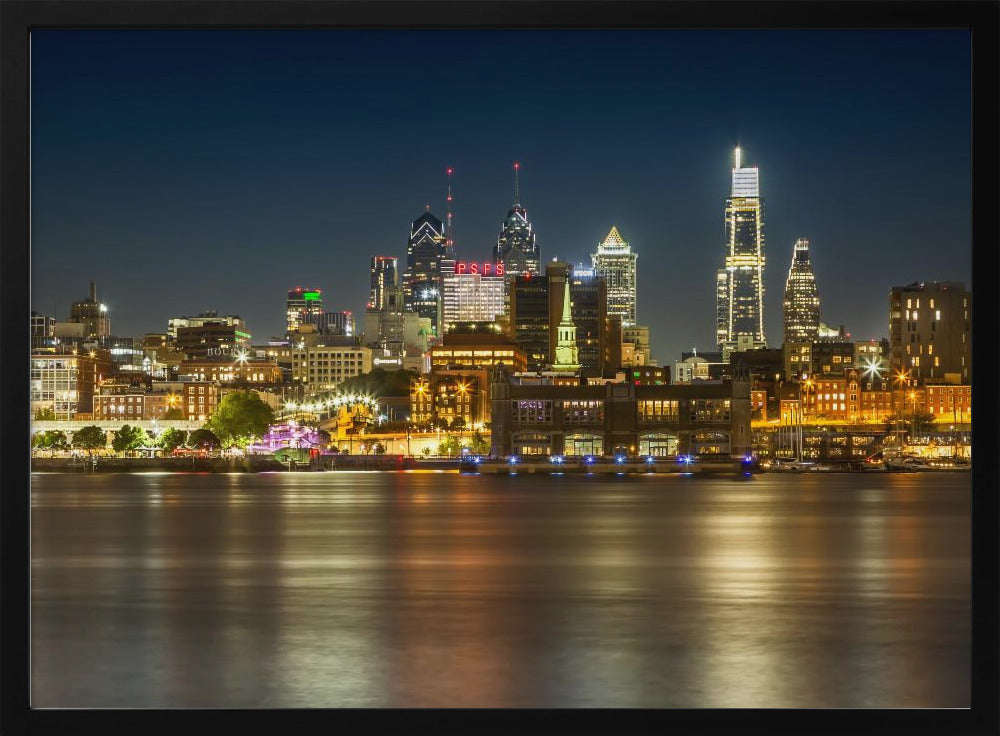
<box><xmin>31</xmin><ymin>472</ymin><xmax>970</xmax><ymax>708</ymax></box>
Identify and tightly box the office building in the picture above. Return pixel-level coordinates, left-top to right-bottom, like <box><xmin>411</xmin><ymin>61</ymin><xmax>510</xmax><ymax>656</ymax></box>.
<box><xmin>286</xmin><ymin>288</ymin><xmax>324</xmax><ymax>334</ymax></box>
<box><xmin>493</xmin><ymin>162</ymin><xmax>540</xmax><ymax>279</ymax></box>
<box><xmin>291</xmin><ymin>345</ymin><xmax>373</xmax><ymax>393</ymax></box>
<box><xmin>175</xmin><ymin>316</ymin><xmax>252</xmax><ymax>360</ymax></box>
<box><xmin>369</xmin><ymin>256</ymin><xmax>398</xmax><ymax>310</ymax></box>
<box><xmin>591</xmin><ymin>225</ymin><xmax>637</xmax><ymax>327</ymax></box>
<box><xmin>411</xmin><ymin>370</ymin><xmax>490</xmax><ymax>429</ymax></box>
<box><xmin>403</xmin><ymin>210</ymin><xmax>447</xmax><ymax>336</ymax></box>
<box><xmin>782</xmin><ymin>238</ymin><xmax>821</xmax><ymax>343</ymax></box>
<box><xmin>716</xmin><ymin>147</ymin><xmax>767</xmax><ymax>358</ymax></box>
<box><xmin>441</xmin><ymin>268</ymin><xmax>505</xmax><ymax>333</ymax></box>
<box><xmin>167</xmin><ymin>312</ymin><xmax>248</xmax><ymax>340</ymax></box>
<box><xmin>889</xmin><ymin>282</ymin><xmax>970</xmax><ymax>384</ymax></box>
<box><xmin>429</xmin><ymin>328</ymin><xmax>527</xmax><ymax>373</ymax></box>
<box><xmin>30</xmin><ymin>347</ymin><xmax>113</xmax><ymax>420</ymax></box>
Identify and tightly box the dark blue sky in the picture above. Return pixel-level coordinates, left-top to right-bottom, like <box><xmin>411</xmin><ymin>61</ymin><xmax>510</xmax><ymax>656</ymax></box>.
<box><xmin>31</xmin><ymin>29</ymin><xmax>971</xmax><ymax>363</ymax></box>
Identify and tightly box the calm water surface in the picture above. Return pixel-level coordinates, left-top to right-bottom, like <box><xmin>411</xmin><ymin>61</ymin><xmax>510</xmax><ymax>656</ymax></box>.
<box><xmin>31</xmin><ymin>471</ymin><xmax>970</xmax><ymax>708</ymax></box>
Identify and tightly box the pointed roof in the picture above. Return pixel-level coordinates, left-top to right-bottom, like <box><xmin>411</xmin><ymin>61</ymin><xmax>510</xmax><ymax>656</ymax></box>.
<box><xmin>602</xmin><ymin>225</ymin><xmax>627</xmax><ymax>247</ymax></box>
<box><xmin>560</xmin><ymin>276</ymin><xmax>573</xmax><ymax>326</ymax></box>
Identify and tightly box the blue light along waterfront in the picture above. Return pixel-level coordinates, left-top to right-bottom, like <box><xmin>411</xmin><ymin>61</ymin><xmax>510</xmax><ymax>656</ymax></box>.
<box><xmin>31</xmin><ymin>471</ymin><xmax>969</xmax><ymax>708</ymax></box>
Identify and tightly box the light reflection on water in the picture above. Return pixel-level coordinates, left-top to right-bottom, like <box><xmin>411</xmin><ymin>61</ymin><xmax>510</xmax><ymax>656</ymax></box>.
<box><xmin>30</xmin><ymin>471</ymin><xmax>970</xmax><ymax>708</ymax></box>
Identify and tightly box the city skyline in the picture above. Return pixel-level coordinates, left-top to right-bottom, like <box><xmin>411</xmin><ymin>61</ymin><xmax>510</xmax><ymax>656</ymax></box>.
<box><xmin>30</xmin><ymin>29</ymin><xmax>971</xmax><ymax>361</ymax></box>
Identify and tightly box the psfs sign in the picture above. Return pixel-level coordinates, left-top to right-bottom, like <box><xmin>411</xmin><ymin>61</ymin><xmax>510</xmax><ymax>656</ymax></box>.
<box><xmin>455</xmin><ymin>262</ymin><xmax>505</xmax><ymax>276</ymax></box>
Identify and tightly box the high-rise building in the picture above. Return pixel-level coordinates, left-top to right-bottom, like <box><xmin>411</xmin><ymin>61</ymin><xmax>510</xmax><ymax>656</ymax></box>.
<box><xmin>889</xmin><ymin>282</ymin><xmax>970</xmax><ymax>384</ymax></box>
<box><xmin>716</xmin><ymin>147</ymin><xmax>766</xmax><ymax>358</ymax></box>
<box><xmin>782</xmin><ymin>238</ymin><xmax>821</xmax><ymax>343</ymax></box>
<box><xmin>441</xmin><ymin>268</ymin><xmax>505</xmax><ymax>333</ymax></box>
<box><xmin>591</xmin><ymin>225</ymin><xmax>637</xmax><ymax>327</ymax></box>
<box><xmin>69</xmin><ymin>281</ymin><xmax>111</xmax><ymax>339</ymax></box>
<box><xmin>403</xmin><ymin>210</ymin><xmax>447</xmax><ymax>337</ymax></box>
<box><xmin>369</xmin><ymin>256</ymin><xmax>398</xmax><ymax>310</ymax></box>
<box><xmin>313</xmin><ymin>311</ymin><xmax>354</xmax><ymax>337</ymax></box>
<box><xmin>493</xmin><ymin>162</ymin><xmax>540</xmax><ymax>280</ymax></box>
<box><xmin>286</xmin><ymin>288</ymin><xmax>324</xmax><ymax>334</ymax></box>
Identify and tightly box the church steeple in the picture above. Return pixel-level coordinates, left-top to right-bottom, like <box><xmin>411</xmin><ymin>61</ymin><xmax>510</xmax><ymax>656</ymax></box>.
<box><xmin>551</xmin><ymin>276</ymin><xmax>580</xmax><ymax>373</ymax></box>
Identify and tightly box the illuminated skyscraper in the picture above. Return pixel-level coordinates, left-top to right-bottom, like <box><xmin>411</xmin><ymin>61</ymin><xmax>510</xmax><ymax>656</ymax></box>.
<box><xmin>286</xmin><ymin>287</ymin><xmax>323</xmax><ymax>334</ymax></box>
<box><xmin>403</xmin><ymin>209</ymin><xmax>447</xmax><ymax>337</ymax></box>
<box><xmin>782</xmin><ymin>238</ymin><xmax>821</xmax><ymax>343</ymax></box>
<box><xmin>369</xmin><ymin>256</ymin><xmax>398</xmax><ymax>310</ymax></box>
<box><xmin>716</xmin><ymin>146</ymin><xmax>767</xmax><ymax>358</ymax></box>
<box><xmin>493</xmin><ymin>162</ymin><xmax>540</xmax><ymax>279</ymax></box>
<box><xmin>591</xmin><ymin>225</ymin><xmax>637</xmax><ymax>327</ymax></box>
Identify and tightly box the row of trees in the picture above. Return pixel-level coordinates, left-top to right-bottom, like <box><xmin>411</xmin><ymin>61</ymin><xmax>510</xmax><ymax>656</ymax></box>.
<box><xmin>31</xmin><ymin>425</ymin><xmax>227</xmax><ymax>455</ymax></box>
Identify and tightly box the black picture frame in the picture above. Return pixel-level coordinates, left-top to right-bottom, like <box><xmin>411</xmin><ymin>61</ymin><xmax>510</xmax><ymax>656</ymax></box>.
<box><xmin>2</xmin><ymin>2</ymin><xmax>997</xmax><ymax>734</ymax></box>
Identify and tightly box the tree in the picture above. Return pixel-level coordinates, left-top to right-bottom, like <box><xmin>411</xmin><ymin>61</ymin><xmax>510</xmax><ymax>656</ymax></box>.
<box><xmin>421</xmin><ymin>446</ymin><xmax>431</xmax><ymax>457</ymax></box>
<box><xmin>438</xmin><ymin>434</ymin><xmax>462</xmax><ymax>457</ymax></box>
<box><xmin>34</xmin><ymin>430</ymin><xmax>69</xmax><ymax>451</ymax></box>
<box><xmin>163</xmin><ymin>407</ymin><xmax>184</xmax><ymax>420</ymax></box>
<box><xmin>112</xmin><ymin>425</ymin><xmax>151</xmax><ymax>455</ymax></box>
<box><xmin>450</xmin><ymin>416</ymin><xmax>466</xmax><ymax>430</ymax></box>
<box><xmin>372</xmin><ymin>441</ymin><xmax>387</xmax><ymax>455</ymax></box>
<box><xmin>72</xmin><ymin>425</ymin><xmax>107</xmax><ymax>453</ymax></box>
<box><xmin>158</xmin><ymin>428</ymin><xmax>188</xmax><ymax>453</ymax></box>
<box><xmin>469</xmin><ymin>430</ymin><xmax>490</xmax><ymax>456</ymax></box>
<box><xmin>34</xmin><ymin>407</ymin><xmax>56</xmax><ymax>421</ymax></box>
<box><xmin>188</xmin><ymin>428</ymin><xmax>220</xmax><ymax>451</ymax></box>
<box><xmin>206</xmin><ymin>390</ymin><xmax>274</xmax><ymax>447</ymax></box>
<box><xmin>909</xmin><ymin>410</ymin><xmax>936</xmax><ymax>435</ymax></box>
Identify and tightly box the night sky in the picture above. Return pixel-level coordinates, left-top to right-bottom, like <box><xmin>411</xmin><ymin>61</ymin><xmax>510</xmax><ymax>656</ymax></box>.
<box><xmin>31</xmin><ymin>29</ymin><xmax>971</xmax><ymax>364</ymax></box>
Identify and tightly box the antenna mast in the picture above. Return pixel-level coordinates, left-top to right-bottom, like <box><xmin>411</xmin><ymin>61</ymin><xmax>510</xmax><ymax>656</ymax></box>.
<box><xmin>513</xmin><ymin>161</ymin><xmax>521</xmax><ymax>207</ymax></box>
<box><xmin>446</xmin><ymin>166</ymin><xmax>455</xmax><ymax>256</ymax></box>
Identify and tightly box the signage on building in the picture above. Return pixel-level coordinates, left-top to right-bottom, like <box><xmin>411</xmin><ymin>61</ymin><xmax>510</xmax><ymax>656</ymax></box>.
<box><xmin>455</xmin><ymin>262</ymin><xmax>505</xmax><ymax>276</ymax></box>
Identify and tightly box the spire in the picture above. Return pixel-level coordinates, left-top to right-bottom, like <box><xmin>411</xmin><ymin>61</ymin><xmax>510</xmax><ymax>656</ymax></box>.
<box><xmin>561</xmin><ymin>275</ymin><xmax>573</xmax><ymax>324</ymax></box>
<box><xmin>551</xmin><ymin>275</ymin><xmax>580</xmax><ymax>373</ymax></box>
<box><xmin>513</xmin><ymin>161</ymin><xmax>521</xmax><ymax>207</ymax></box>
<box><xmin>734</xmin><ymin>145</ymin><xmax>742</xmax><ymax>170</ymax></box>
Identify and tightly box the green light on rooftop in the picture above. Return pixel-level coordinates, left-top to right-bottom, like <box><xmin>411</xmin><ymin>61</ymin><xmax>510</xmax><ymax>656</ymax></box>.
<box><xmin>303</xmin><ymin>292</ymin><xmax>321</xmax><ymax>301</ymax></box>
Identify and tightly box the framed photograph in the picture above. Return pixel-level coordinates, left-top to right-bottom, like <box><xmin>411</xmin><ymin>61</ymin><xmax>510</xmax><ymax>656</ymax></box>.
<box><xmin>2</xmin><ymin>2</ymin><xmax>996</xmax><ymax>734</ymax></box>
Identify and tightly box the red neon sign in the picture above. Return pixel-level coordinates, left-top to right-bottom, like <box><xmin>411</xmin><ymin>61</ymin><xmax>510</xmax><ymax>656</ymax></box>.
<box><xmin>455</xmin><ymin>261</ymin><xmax>505</xmax><ymax>276</ymax></box>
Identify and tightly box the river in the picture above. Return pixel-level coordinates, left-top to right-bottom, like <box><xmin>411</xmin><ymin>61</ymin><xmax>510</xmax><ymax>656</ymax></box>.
<box><xmin>31</xmin><ymin>470</ymin><xmax>970</xmax><ymax>708</ymax></box>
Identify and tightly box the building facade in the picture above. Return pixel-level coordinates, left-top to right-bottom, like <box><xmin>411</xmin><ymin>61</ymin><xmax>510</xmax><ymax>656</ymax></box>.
<box><xmin>591</xmin><ymin>226</ymin><xmax>637</xmax><ymax>327</ymax></box>
<box><xmin>286</xmin><ymin>288</ymin><xmax>323</xmax><ymax>334</ymax></box>
<box><xmin>716</xmin><ymin>147</ymin><xmax>767</xmax><ymax>358</ymax></box>
<box><xmin>68</xmin><ymin>281</ymin><xmax>111</xmax><ymax>339</ymax></box>
<box><xmin>782</xmin><ymin>238</ymin><xmax>821</xmax><ymax>343</ymax></box>
<box><xmin>490</xmin><ymin>371</ymin><xmax>752</xmax><ymax>459</ymax></box>
<box><xmin>403</xmin><ymin>211</ymin><xmax>447</xmax><ymax>337</ymax></box>
<box><xmin>410</xmin><ymin>370</ymin><xmax>490</xmax><ymax>429</ymax></box>
<box><xmin>369</xmin><ymin>256</ymin><xmax>398</xmax><ymax>310</ymax></box>
<box><xmin>441</xmin><ymin>270</ymin><xmax>505</xmax><ymax>333</ymax></box>
<box><xmin>493</xmin><ymin>163</ymin><xmax>540</xmax><ymax>282</ymax></box>
<box><xmin>30</xmin><ymin>347</ymin><xmax>113</xmax><ymax>420</ymax></box>
<box><xmin>291</xmin><ymin>345</ymin><xmax>373</xmax><ymax>393</ymax></box>
<box><xmin>889</xmin><ymin>282</ymin><xmax>970</xmax><ymax>384</ymax></box>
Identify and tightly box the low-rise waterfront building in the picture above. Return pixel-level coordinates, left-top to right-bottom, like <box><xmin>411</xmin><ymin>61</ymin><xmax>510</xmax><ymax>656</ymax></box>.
<box><xmin>490</xmin><ymin>366</ymin><xmax>751</xmax><ymax>459</ymax></box>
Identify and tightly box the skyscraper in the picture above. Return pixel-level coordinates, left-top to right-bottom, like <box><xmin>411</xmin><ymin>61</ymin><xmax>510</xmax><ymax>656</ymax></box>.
<box><xmin>369</xmin><ymin>256</ymin><xmax>398</xmax><ymax>311</ymax></box>
<box><xmin>286</xmin><ymin>287</ymin><xmax>323</xmax><ymax>334</ymax></box>
<box><xmin>493</xmin><ymin>162</ymin><xmax>540</xmax><ymax>279</ymax></box>
<box><xmin>716</xmin><ymin>146</ymin><xmax>767</xmax><ymax>358</ymax></box>
<box><xmin>403</xmin><ymin>210</ymin><xmax>447</xmax><ymax>337</ymax></box>
<box><xmin>782</xmin><ymin>238</ymin><xmax>821</xmax><ymax>343</ymax></box>
<box><xmin>441</xmin><ymin>270</ymin><xmax>505</xmax><ymax>333</ymax></box>
<box><xmin>591</xmin><ymin>225</ymin><xmax>637</xmax><ymax>327</ymax></box>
